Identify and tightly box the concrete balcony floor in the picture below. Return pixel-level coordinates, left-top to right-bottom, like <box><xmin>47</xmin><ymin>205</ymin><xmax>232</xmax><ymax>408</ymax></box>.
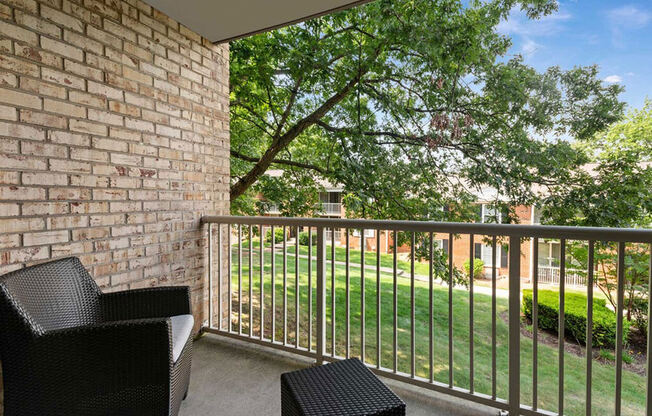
<box><xmin>180</xmin><ymin>333</ymin><xmax>498</xmax><ymax>416</ymax></box>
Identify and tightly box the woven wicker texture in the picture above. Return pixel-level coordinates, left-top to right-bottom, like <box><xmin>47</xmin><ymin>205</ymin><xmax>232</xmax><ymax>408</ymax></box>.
<box><xmin>281</xmin><ymin>358</ymin><xmax>406</xmax><ymax>416</ymax></box>
<box><xmin>0</xmin><ymin>257</ymin><xmax>193</xmax><ymax>416</ymax></box>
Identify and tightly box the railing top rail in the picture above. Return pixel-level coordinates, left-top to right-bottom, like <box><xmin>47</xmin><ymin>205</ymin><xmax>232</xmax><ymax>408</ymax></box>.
<box><xmin>201</xmin><ymin>215</ymin><xmax>652</xmax><ymax>243</ymax></box>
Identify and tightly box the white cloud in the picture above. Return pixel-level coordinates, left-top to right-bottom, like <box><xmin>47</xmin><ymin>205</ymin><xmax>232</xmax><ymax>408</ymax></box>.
<box><xmin>497</xmin><ymin>7</ymin><xmax>572</xmax><ymax>37</ymax></box>
<box><xmin>603</xmin><ymin>75</ymin><xmax>623</xmax><ymax>84</ymax></box>
<box><xmin>607</xmin><ymin>5</ymin><xmax>651</xmax><ymax>46</ymax></box>
<box><xmin>522</xmin><ymin>39</ymin><xmax>541</xmax><ymax>56</ymax></box>
<box><xmin>608</xmin><ymin>6</ymin><xmax>651</xmax><ymax>29</ymax></box>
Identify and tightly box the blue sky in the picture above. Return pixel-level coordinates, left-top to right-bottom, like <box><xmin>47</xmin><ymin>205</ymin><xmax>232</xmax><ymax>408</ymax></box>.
<box><xmin>497</xmin><ymin>1</ymin><xmax>651</xmax><ymax>110</ymax></box>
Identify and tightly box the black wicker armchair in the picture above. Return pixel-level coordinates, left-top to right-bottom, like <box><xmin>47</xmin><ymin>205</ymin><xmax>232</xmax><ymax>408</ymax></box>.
<box><xmin>0</xmin><ymin>257</ymin><xmax>194</xmax><ymax>416</ymax></box>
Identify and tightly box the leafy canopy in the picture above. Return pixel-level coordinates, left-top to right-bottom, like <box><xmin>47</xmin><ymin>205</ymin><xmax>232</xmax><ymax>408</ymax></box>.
<box><xmin>230</xmin><ymin>0</ymin><xmax>624</xmax><ymax>220</ymax></box>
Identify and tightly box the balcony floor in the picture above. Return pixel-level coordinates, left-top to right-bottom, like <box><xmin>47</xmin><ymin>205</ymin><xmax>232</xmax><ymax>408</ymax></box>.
<box><xmin>180</xmin><ymin>333</ymin><xmax>498</xmax><ymax>416</ymax></box>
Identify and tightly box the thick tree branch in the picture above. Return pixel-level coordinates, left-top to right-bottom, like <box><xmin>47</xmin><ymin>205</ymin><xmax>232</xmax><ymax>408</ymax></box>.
<box><xmin>231</xmin><ymin>150</ymin><xmax>328</xmax><ymax>174</ymax></box>
<box><xmin>231</xmin><ymin>66</ymin><xmax>372</xmax><ymax>199</ymax></box>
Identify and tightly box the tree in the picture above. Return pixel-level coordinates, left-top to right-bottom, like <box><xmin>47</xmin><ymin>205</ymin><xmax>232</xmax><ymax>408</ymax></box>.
<box><xmin>230</xmin><ymin>0</ymin><xmax>624</xmax><ymax>221</ymax></box>
<box><xmin>541</xmin><ymin>101</ymin><xmax>652</xmax><ymax>338</ymax></box>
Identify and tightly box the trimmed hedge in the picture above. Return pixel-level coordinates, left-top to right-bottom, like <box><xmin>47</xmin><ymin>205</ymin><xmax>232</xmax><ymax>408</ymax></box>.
<box><xmin>523</xmin><ymin>289</ymin><xmax>629</xmax><ymax>349</ymax></box>
<box><xmin>298</xmin><ymin>231</ymin><xmax>316</xmax><ymax>246</ymax></box>
<box><xmin>265</xmin><ymin>227</ymin><xmax>285</xmax><ymax>244</ymax></box>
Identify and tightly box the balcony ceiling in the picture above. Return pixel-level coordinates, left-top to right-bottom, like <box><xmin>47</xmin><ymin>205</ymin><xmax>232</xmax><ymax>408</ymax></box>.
<box><xmin>144</xmin><ymin>0</ymin><xmax>373</xmax><ymax>43</ymax></box>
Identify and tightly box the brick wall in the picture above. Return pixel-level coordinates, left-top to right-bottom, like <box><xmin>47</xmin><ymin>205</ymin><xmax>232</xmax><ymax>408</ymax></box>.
<box><xmin>0</xmin><ymin>0</ymin><xmax>229</xmax><ymax>327</ymax></box>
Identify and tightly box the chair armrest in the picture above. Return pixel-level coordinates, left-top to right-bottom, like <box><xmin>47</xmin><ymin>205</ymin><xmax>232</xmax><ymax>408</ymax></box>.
<box><xmin>28</xmin><ymin>319</ymin><xmax>174</xmax><ymax>413</ymax></box>
<box><xmin>101</xmin><ymin>286</ymin><xmax>191</xmax><ymax>321</ymax></box>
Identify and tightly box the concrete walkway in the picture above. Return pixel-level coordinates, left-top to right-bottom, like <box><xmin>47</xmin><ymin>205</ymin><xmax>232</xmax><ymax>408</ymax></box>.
<box><xmin>180</xmin><ymin>334</ymin><xmax>498</xmax><ymax>416</ymax></box>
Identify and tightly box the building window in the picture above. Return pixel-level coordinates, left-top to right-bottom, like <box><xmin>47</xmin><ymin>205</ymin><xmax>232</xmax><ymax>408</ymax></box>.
<box><xmin>352</xmin><ymin>229</ymin><xmax>375</xmax><ymax>238</ymax></box>
<box><xmin>481</xmin><ymin>204</ymin><xmax>502</xmax><ymax>224</ymax></box>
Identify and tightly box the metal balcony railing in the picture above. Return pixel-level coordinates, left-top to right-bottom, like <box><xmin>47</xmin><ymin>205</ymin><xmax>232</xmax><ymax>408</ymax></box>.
<box><xmin>202</xmin><ymin>215</ymin><xmax>652</xmax><ymax>416</ymax></box>
<box><xmin>538</xmin><ymin>266</ymin><xmax>589</xmax><ymax>287</ymax></box>
<box><xmin>317</xmin><ymin>202</ymin><xmax>342</xmax><ymax>215</ymax></box>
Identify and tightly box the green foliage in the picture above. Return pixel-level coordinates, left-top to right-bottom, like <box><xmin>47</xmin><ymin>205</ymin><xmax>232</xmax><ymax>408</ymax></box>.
<box><xmin>523</xmin><ymin>289</ymin><xmax>630</xmax><ymax>349</ymax></box>
<box><xmin>298</xmin><ymin>231</ymin><xmax>316</xmax><ymax>246</ymax></box>
<box><xmin>265</xmin><ymin>227</ymin><xmax>285</xmax><ymax>244</ymax></box>
<box><xmin>463</xmin><ymin>259</ymin><xmax>485</xmax><ymax>280</ymax></box>
<box><xmin>230</xmin><ymin>0</ymin><xmax>624</xmax><ymax>220</ymax></box>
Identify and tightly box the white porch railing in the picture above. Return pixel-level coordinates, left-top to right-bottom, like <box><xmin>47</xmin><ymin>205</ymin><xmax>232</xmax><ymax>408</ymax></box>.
<box><xmin>317</xmin><ymin>202</ymin><xmax>342</xmax><ymax>215</ymax></box>
<box><xmin>537</xmin><ymin>266</ymin><xmax>589</xmax><ymax>287</ymax></box>
<box><xmin>202</xmin><ymin>215</ymin><xmax>652</xmax><ymax>416</ymax></box>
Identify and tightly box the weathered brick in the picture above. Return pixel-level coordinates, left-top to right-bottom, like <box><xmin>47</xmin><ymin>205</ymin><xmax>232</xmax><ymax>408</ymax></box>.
<box><xmin>0</xmin><ymin>104</ymin><xmax>17</xmax><ymax>121</ymax></box>
<box><xmin>41</xmin><ymin>5</ymin><xmax>84</xmax><ymax>33</ymax></box>
<box><xmin>88</xmin><ymin>80</ymin><xmax>124</xmax><ymax>101</ymax></box>
<box><xmin>44</xmin><ymin>98</ymin><xmax>87</xmax><ymax>118</ymax></box>
<box><xmin>22</xmin><ymin>172</ymin><xmax>68</xmax><ymax>186</ymax></box>
<box><xmin>0</xmin><ymin>87</ymin><xmax>41</xmax><ymax>109</ymax></box>
<box><xmin>15</xmin><ymin>44</ymin><xmax>62</xmax><ymax>68</ymax></box>
<box><xmin>21</xmin><ymin>140</ymin><xmax>68</xmax><ymax>158</ymax></box>
<box><xmin>41</xmin><ymin>36</ymin><xmax>84</xmax><ymax>61</ymax></box>
<box><xmin>0</xmin><ymin>120</ymin><xmax>46</xmax><ymax>140</ymax></box>
<box><xmin>0</xmin><ymin>154</ymin><xmax>47</xmax><ymax>170</ymax></box>
<box><xmin>0</xmin><ymin>20</ymin><xmax>38</xmax><ymax>46</ymax></box>
<box><xmin>49</xmin><ymin>130</ymin><xmax>90</xmax><ymax>146</ymax></box>
<box><xmin>70</xmin><ymin>119</ymin><xmax>108</xmax><ymax>136</ymax></box>
<box><xmin>20</xmin><ymin>109</ymin><xmax>67</xmax><ymax>129</ymax></box>
<box><xmin>0</xmin><ymin>185</ymin><xmax>46</xmax><ymax>200</ymax></box>
<box><xmin>1</xmin><ymin>246</ymin><xmax>49</xmax><ymax>264</ymax></box>
<box><xmin>20</xmin><ymin>77</ymin><xmax>67</xmax><ymax>99</ymax></box>
<box><xmin>23</xmin><ymin>201</ymin><xmax>69</xmax><ymax>215</ymax></box>
<box><xmin>64</xmin><ymin>59</ymin><xmax>103</xmax><ymax>81</ymax></box>
<box><xmin>0</xmin><ymin>203</ymin><xmax>20</xmax><ymax>217</ymax></box>
<box><xmin>15</xmin><ymin>11</ymin><xmax>62</xmax><ymax>39</ymax></box>
<box><xmin>42</xmin><ymin>67</ymin><xmax>85</xmax><ymax>90</ymax></box>
<box><xmin>47</xmin><ymin>215</ymin><xmax>90</xmax><ymax>230</ymax></box>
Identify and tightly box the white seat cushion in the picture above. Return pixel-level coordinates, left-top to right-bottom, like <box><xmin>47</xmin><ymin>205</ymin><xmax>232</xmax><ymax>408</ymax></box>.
<box><xmin>170</xmin><ymin>314</ymin><xmax>194</xmax><ymax>362</ymax></box>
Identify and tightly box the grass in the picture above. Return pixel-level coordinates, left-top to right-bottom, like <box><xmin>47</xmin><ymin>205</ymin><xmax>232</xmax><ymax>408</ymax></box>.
<box><xmin>224</xmin><ymin>240</ymin><xmax>646</xmax><ymax>416</ymax></box>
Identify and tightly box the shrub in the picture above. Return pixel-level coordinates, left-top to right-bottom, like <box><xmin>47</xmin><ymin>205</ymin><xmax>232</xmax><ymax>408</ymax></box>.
<box><xmin>463</xmin><ymin>259</ymin><xmax>484</xmax><ymax>279</ymax></box>
<box><xmin>523</xmin><ymin>289</ymin><xmax>630</xmax><ymax>349</ymax></box>
<box><xmin>298</xmin><ymin>231</ymin><xmax>316</xmax><ymax>246</ymax></box>
<box><xmin>265</xmin><ymin>227</ymin><xmax>285</xmax><ymax>244</ymax></box>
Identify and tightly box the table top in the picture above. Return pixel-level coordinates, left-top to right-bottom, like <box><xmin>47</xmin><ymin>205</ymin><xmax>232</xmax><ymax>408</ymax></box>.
<box><xmin>281</xmin><ymin>358</ymin><xmax>406</xmax><ymax>416</ymax></box>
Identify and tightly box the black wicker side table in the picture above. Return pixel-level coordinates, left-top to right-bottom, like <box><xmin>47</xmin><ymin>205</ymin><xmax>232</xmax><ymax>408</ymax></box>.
<box><xmin>281</xmin><ymin>358</ymin><xmax>406</xmax><ymax>416</ymax></box>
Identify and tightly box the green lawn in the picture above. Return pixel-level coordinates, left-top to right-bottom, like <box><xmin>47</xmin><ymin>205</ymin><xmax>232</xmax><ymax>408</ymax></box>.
<box><xmin>225</xmin><ymin>241</ymin><xmax>646</xmax><ymax>416</ymax></box>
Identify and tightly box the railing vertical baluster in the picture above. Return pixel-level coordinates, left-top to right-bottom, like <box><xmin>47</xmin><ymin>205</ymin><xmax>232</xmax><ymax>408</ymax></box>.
<box><xmin>393</xmin><ymin>230</ymin><xmax>398</xmax><ymax>373</ymax></box>
<box><xmin>492</xmin><ymin>236</ymin><xmax>497</xmax><ymax>400</ymax></box>
<box><xmin>271</xmin><ymin>226</ymin><xmax>276</xmax><ymax>342</ymax></box>
<box><xmin>586</xmin><ymin>240</ymin><xmax>594</xmax><ymax>416</ymax></box>
<box><xmin>346</xmin><ymin>230</ymin><xmax>351</xmax><ymax>359</ymax></box>
<box><xmin>532</xmin><ymin>238</ymin><xmax>538</xmax><ymax>409</ymax></box>
<box><xmin>615</xmin><ymin>242</ymin><xmax>625</xmax><ymax>416</ymax></box>
<box><xmin>411</xmin><ymin>232</ymin><xmax>415</xmax><ymax>378</ymax></box>
<box><xmin>559</xmin><ymin>239</ymin><xmax>566</xmax><ymax>415</ymax></box>
<box><xmin>376</xmin><ymin>229</ymin><xmax>381</xmax><ymax>368</ymax></box>
<box><xmin>361</xmin><ymin>230</ymin><xmax>366</xmax><ymax>362</ymax></box>
<box><xmin>646</xmin><ymin>243</ymin><xmax>651</xmax><ymax>416</ymax></box>
<box><xmin>331</xmin><ymin>228</ymin><xmax>336</xmax><ymax>357</ymax></box>
<box><xmin>508</xmin><ymin>235</ymin><xmax>521</xmax><ymax>416</ymax></box>
<box><xmin>469</xmin><ymin>234</ymin><xmax>474</xmax><ymax>393</ymax></box>
<box><xmin>316</xmin><ymin>226</ymin><xmax>326</xmax><ymax>365</ymax></box>
<box><xmin>308</xmin><ymin>228</ymin><xmax>312</xmax><ymax>351</ymax></box>
<box><xmin>228</xmin><ymin>225</ymin><xmax>232</xmax><ymax>333</ymax></box>
<box><xmin>448</xmin><ymin>234</ymin><xmax>454</xmax><ymax>388</ymax></box>
<box><xmin>283</xmin><ymin>226</ymin><xmax>287</xmax><ymax>345</ymax></box>
<box><xmin>249</xmin><ymin>226</ymin><xmax>253</xmax><ymax>337</ymax></box>
<box><xmin>238</xmin><ymin>225</ymin><xmax>243</xmax><ymax>335</ymax></box>
<box><xmin>208</xmin><ymin>223</ymin><xmax>213</xmax><ymax>329</ymax></box>
<box><xmin>429</xmin><ymin>232</ymin><xmax>434</xmax><ymax>383</ymax></box>
<box><xmin>260</xmin><ymin>225</ymin><xmax>264</xmax><ymax>340</ymax></box>
<box><xmin>217</xmin><ymin>224</ymin><xmax>222</xmax><ymax>331</ymax></box>
<box><xmin>296</xmin><ymin>226</ymin><xmax>300</xmax><ymax>348</ymax></box>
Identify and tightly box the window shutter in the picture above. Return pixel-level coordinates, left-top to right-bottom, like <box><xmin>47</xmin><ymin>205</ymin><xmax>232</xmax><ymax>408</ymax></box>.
<box><xmin>443</xmin><ymin>239</ymin><xmax>449</xmax><ymax>255</ymax></box>
<box><xmin>474</xmin><ymin>243</ymin><xmax>482</xmax><ymax>259</ymax></box>
<box><xmin>501</xmin><ymin>245</ymin><xmax>508</xmax><ymax>267</ymax></box>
